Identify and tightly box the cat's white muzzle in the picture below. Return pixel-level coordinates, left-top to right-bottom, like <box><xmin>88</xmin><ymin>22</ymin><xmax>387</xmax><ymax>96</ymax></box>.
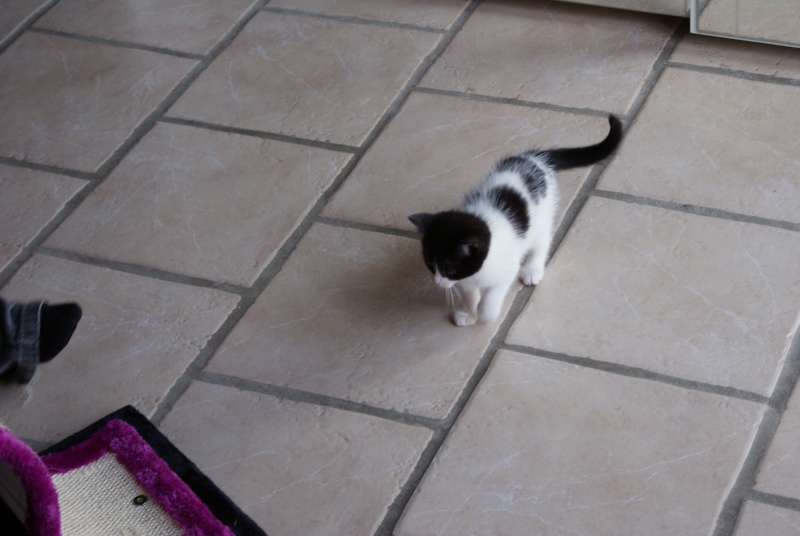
<box><xmin>434</xmin><ymin>273</ymin><xmax>455</xmax><ymax>289</ymax></box>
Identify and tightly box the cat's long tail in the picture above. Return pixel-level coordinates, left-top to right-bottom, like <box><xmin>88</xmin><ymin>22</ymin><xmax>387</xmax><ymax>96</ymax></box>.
<box><xmin>543</xmin><ymin>114</ymin><xmax>623</xmax><ymax>171</ymax></box>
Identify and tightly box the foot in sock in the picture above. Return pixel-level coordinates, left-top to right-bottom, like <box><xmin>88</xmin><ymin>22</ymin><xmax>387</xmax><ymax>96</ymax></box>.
<box><xmin>1</xmin><ymin>298</ymin><xmax>82</xmax><ymax>382</ymax></box>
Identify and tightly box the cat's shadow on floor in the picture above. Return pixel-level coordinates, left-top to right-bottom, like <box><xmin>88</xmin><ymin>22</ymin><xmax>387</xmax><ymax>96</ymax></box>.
<box><xmin>332</xmin><ymin>248</ymin><xmax>444</xmax><ymax>326</ymax></box>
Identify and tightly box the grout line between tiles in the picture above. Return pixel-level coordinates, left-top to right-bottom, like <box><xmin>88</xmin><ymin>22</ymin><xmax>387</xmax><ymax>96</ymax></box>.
<box><xmin>197</xmin><ymin>371</ymin><xmax>443</xmax><ymax>430</ymax></box>
<box><xmin>260</xmin><ymin>5</ymin><xmax>449</xmax><ymax>33</ymax></box>
<box><xmin>0</xmin><ymin>180</ymin><xmax>96</xmax><ymax>288</ymax></box>
<box><xmin>152</xmin><ymin>0</ymin><xmax>484</xmax><ymax>433</ymax></box>
<box><xmin>377</xmin><ymin>428</ymin><xmax>450</xmax><ymax>532</ymax></box>
<box><xmin>0</xmin><ymin>156</ymin><xmax>97</xmax><ymax>181</ymax></box>
<box><xmin>148</xmin><ymin>142</ymin><xmax>367</xmax><ymax>427</ymax></box>
<box><xmin>713</xmin><ymin>408</ymin><xmax>783</xmax><ymax>535</ymax></box>
<box><xmin>159</xmin><ymin>116</ymin><xmax>360</xmax><ymax>153</ymax></box>
<box><xmin>548</xmin><ymin>22</ymin><xmax>687</xmax><ymax>258</ymax></box>
<box><xmin>712</xmin><ymin>319</ymin><xmax>800</xmax><ymax>535</ymax></box>
<box><xmin>376</xmin><ymin>272</ymin><xmax>539</xmax><ymax>535</ymax></box>
<box><xmin>0</xmin><ymin>0</ymin><xmax>59</xmax><ymax>54</ymax></box>
<box><xmin>28</xmin><ymin>26</ymin><xmax>205</xmax><ymax>60</ymax></box>
<box><xmin>622</xmin><ymin>20</ymin><xmax>688</xmax><ymax>122</ymax></box>
<box><xmin>87</xmin><ymin>10</ymin><xmax>265</xmax><ymax>182</ymax></box>
<box><xmin>668</xmin><ymin>61</ymin><xmax>800</xmax><ymax>87</ymax></box>
<box><xmin>9</xmin><ymin>3</ymin><xmax>800</xmax><ymax>534</ymax></box>
<box><xmin>37</xmin><ymin>246</ymin><xmax>248</xmax><ymax>295</ymax></box>
<box><xmin>0</xmin><ymin>0</ymin><xmax>270</xmax><ymax>290</ymax></box>
<box><xmin>747</xmin><ymin>490</ymin><xmax>800</xmax><ymax>513</ymax></box>
<box><xmin>377</xmin><ymin>10</ymin><xmax>692</xmax><ymax>536</ymax></box>
<box><xmin>686</xmin><ymin>30</ymin><xmax>800</xmax><ymax>53</ymax></box>
<box><xmin>414</xmin><ymin>86</ymin><xmax>611</xmax><ymax>117</ymax></box>
<box><xmin>502</xmin><ymin>343</ymin><xmax>770</xmax><ymax>405</ymax></box>
<box><xmin>593</xmin><ymin>190</ymin><xmax>800</xmax><ymax>232</ymax></box>
<box><xmin>317</xmin><ymin>217</ymin><xmax>419</xmax><ymax>240</ymax></box>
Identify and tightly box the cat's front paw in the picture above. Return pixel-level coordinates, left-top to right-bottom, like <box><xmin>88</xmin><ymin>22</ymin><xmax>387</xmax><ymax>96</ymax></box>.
<box><xmin>452</xmin><ymin>310</ymin><xmax>477</xmax><ymax>327</ymax></box>
<box><xmin>520</xmin><ymin>265</ymin><xmax>545</xmax><ymax>286</ymax></box>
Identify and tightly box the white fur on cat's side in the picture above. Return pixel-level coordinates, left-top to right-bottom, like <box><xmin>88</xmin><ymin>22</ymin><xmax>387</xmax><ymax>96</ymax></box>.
<box><xmin>441</xmin><ymin>156</ymin><xmax>558</xmax><ymax>326</ymax></box>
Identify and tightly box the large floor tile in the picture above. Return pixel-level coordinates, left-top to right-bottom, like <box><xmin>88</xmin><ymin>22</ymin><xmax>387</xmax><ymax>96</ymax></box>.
<box><xmin>36</xmin><ymin>0</ymin><xmax>258</xmax><ymax>55</ymax></box>
<box><xmin>205</xmin><ymin>224</ymin><xmax>514</xmax><ymax>419</ymax></box>
<box><xmin>672</xmin><ymin>34</ymin><xmax>800</xmax><ymax>79</ymax></box>
<box><xmin>46</xmin><ymin>122</ymin><xmax>350</xmax><ymax>286</ymax></box>
<box><xmin>169</xmin><ymin>11</ymin><xmax>440</xmax><ymax>146</ymax></box>
<box><xmin>269</xmin><ymin>0</ymin><xmax>470</xmax><ymax>29</ymax></box>
<box><xmin>754</xmin><ymin>381</ymin><xmax>800</xmax><ymax>499</ymax></box>
<box><xmin>0</xmin><ymin>255</ymin><xmax>238</xmax><ymax>442</ymax></box>
<box><xmin>420</xmin><ymin>0</ymin><xmax>676</xmax><ymax>113</ymax></box>
<box><xmin>698</xmin><ymin>0</ymin><xmax>800</xmax><ymax>45</ymax></box>
<box><xmin>323</xmin><ymin>91</ymin><xmax>608</xmax><ymax>231</ymax></box>
<box><xmin>733</xmin><ymin>502</ymin><xmax>800</xmax><ymax>536</ymax></box>
<box><xmin>599</xmin><ymin>68</ymin><xmax>800</xmax><ymax>223</ymax></box>
<box><xmin>160</xmin><ymin>381</ymin><xmax>431</xmax><ymax>536</ymax></box>
<box><xmin>507</xmin><ymin>197</ymin><xmax>800</xmax><ymax>396</ymax></box>
<box><xmin>396</xmin><ymin>350</ymin><xmax>763</xmax><ymax>536</ymax></box>
<box><xmin>0</xmin><ymin>32</ymin><xmax>195</xmax><ymax>172</ymax></box>
<box><xmin>0</xmin><ymin>0</ymin><xmax>47</xmax><ymax>43</ymax></box>
<box><xmin>0</xmin><ymin>165</ymin><xmax>84</xmax><ymax>271</ymax></box>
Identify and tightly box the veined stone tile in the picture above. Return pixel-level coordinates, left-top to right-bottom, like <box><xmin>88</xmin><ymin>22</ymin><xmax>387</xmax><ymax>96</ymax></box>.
<box><xmin>672</xmin><ymin>34</ymin><xmax>800</xmax><ymax>79</ymax></box>
<box><xmin>169</xmin><ymin>11</ymin><xmax>440</xmax><ymax>146</ymax></box>
<box><xmin>697</xmin><ymin>0</ymin><xmax>800</xmax><ymax>45</ymax></box>
<box><xmin>754</xmin><ymin>378</ymin><xmax>800</xmax><ymax>499</ymax></box>
<box><xmin>420</xmin><ymin>0</ymin><xmax>676</xmax><ymax>114</ymax></box>
<box><xmin>36</xmin><ymin>0</ymin><xmax>258</xmax><ymax>55</ymax></box>
<box><xmin>205</xmin><ymin>224</ymin><xmax>517</xmax><ymax>419</ymax></box>
<box><xmin>0</xmin><ymin>32</ymin><xmax>194</xmax><ymax>172</ymax></box>
<box><xmin>507</xmin><ymin>197</ymin><xmax>800</xmax><ymax>396</ymax></box>
<box><xmin>0</xmin><ymin>255</ymin><xmax>239</xmax><ymax>442</ymax></box>
<box><xmin>46</xmin><ymin>122</ymin><xmax>350</xmax><ymax>286</ymax></box>
<box><xmin>599</xmin><ymin>68</ymin><xmax>800</xmax><ymax>223</ymax></box>
<box><xmin>0</xmin><ymin>165</ymin><xmax>85</xmax><ymax>272</ymax></box>
<box><xmin>268</xmin><ymin>0</ymin><xmax>470</xmax><ymax>29</ymax></box>
<box><xmin>0</xmin><ymin>0</ymin><xmax>48</xmax><ymax>43</ymax></box>
<box><xmin>733</xmin><ymin>502</ymin><xmax>800</xmax><ymax>536</ymax></box>
<box><xmin>396</xmin><ymin>350</ymin><xmax>763</xmax><ymax>536</ymax></box>
<box><xmin>160</xmin><ymin>381</ymin><xmax>431</xmax><ymax>536</ymax></box>
<box><xmin>323</xmin><ymin>91</ymin><xmax>609</xmax><ymax>231</ymax></box>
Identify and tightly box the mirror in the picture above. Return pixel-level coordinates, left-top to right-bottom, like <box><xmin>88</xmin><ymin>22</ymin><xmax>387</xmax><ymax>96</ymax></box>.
<box><xmin>691</xmin><ymin>0</ymin><xmax>800</xmax><ymax>48</ymax></box>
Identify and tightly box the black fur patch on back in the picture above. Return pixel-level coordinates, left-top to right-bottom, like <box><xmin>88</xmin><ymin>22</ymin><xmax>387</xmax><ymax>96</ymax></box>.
<box><xmin>489</xmin><ymin>186</ymin><xmax>529</xmax><ymax>236</ymax></box>
<box><xmin>521</xmin><ymin>164</ymin><xmax>547</xmax><ymax>203</ymax></box>
<box><xmin>496</xmin><ymin>154</ymin><xmax>548</xmax><ymax>205</ymax></box>
<box><xmin>494</xmin><ymin>156</ymin><xmax>529</xmax><ymax>174</ymax></box>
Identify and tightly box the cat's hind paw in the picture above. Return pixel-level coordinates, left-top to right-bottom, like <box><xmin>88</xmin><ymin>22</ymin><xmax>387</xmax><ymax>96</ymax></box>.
<box><xmin>452</xmin><ymin>310</ymin><xmax>477</xmax><ymax>327</ymax></box>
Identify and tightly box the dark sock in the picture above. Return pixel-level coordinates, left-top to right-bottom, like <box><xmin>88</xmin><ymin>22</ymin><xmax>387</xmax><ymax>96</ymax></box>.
<box><xmin>39</xmin><ymin>303</ymin><xmax>82</xmax><ymax>363</ymax></box>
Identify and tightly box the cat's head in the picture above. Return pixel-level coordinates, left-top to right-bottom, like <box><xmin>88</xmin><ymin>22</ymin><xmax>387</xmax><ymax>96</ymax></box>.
<box><xmin>408</xmin><ymin>211</ymin><xmax>490</xmax><ymax>288</ymax></box>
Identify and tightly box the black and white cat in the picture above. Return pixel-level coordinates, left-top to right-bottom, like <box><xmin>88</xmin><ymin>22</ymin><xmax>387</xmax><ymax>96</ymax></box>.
<box><xmin>409</xmin><ymin>115</ymin><xmax>622</xmax><ymax>326</ymax></box>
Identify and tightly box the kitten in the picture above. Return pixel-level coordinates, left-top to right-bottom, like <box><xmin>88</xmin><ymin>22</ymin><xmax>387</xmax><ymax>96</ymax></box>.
<box><xmin>409</xmin><ymin>115</ymin><xmax>622</xmax><ymax>326</ymax></box>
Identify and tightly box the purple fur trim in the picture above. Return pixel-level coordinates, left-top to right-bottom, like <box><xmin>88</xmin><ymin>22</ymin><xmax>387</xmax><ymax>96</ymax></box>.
<box><xmin>0</xmin><ymin>428</ymin><xmax>61</xmax><ymax>536</ymax></box>
<box><xmin>42</xmin><ymin>419</ymin><xmax>233</xmax><ymax>535</ymax></box>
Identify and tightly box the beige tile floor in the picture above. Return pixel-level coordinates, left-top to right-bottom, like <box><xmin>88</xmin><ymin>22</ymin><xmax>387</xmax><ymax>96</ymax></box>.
<box><xmin>2</xmin><ymin>1</ymin><xmax>800</xmax><ymax>535</ymax></box>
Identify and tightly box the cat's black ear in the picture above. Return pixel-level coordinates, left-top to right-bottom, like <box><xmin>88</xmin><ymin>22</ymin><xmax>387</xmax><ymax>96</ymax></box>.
<box><xmin>408</xmin><ymin>213</ymin><xmax>433</xmax><ymax>233</ymax></box>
